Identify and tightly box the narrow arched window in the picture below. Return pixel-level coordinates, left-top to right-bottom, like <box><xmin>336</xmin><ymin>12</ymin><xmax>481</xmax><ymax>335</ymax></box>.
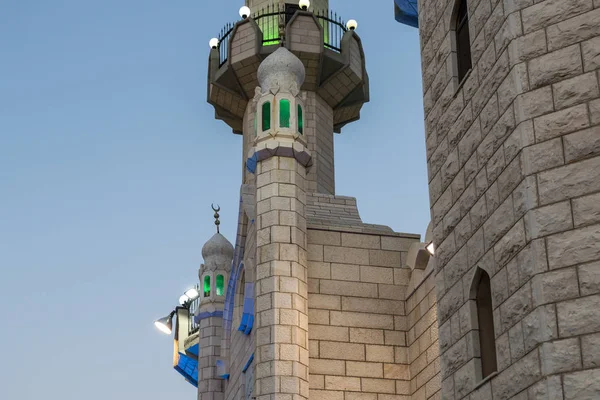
<box><xmin>203</xmin><ymin>275</ymin><xmax>211</xmax><ymax>297</ymax></box>
<box><xmin>254</xmin><ymin>111</ymin><xmax>257</xmax><ymax>136</ymax></box>
<box><xmin>280</xmin><ymin>99</ymin><xmax>291</xmax><ymax>128</ymax></box>
<box><xmin>476</xmin><ymin>270</ymin><xmax>497</xmax><ymax>378</ymax></box>
<box><xmin>456</xmin><ymin>0</ymin><xmax>472</xmax><ymax>82</ymax></box>
<box><xmin>262</xmin><ymin>102</ymin><xmax>271</xmax><ymax>131</ymax></box>
<box><xmin>297</xmin><ymin>104</ymin><xmax>303</xmax><ymax>134</ymax></box>
<box><xmin>216</xmin><ymin>274</ymin><xmax>225</xmax><ymax>296</ymax></box>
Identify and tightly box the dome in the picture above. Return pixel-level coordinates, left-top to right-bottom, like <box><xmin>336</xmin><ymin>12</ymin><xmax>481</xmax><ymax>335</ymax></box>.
<box><xmin>201</xmin><ymin>233</ymin><xmax>234</xmax><ymax>272</ymax></box>
<box><xmin>257</xmin><ymin>47</ymin><xmax>306</xmax><ymax>91</ymax></box>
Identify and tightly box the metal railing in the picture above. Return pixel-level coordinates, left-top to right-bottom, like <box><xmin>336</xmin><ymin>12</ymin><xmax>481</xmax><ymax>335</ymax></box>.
<box><xmin>188</xmin><ymin>284</ymin><xmax>201</xmax><ymax>335</ymax></box>
<box><xmin>215</xmin><ymin>6</ymin><xmax>347</xmax><ymax>66</ymax></box>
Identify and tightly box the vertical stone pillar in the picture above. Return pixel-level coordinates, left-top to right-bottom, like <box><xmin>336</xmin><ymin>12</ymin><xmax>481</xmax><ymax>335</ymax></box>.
<box><xmin>198</xmin><ymin>316</ymin><xmax>224</xmax><ymax>400</ymax></box>
<box><xmin>249</xmin><ymin>47</ymin><xmax>311</xmax><ymax>400</ymax></box>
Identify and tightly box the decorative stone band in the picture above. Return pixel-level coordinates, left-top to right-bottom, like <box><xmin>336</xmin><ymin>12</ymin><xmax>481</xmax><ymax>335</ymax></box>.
<box><xmin>193</xmin><ymin>310</ymin><xmax>224</xmax><ymax>324</ymax></box>
<box><xmin>246</xmin><ymin>140</ymin><xmax>313</xmax><ymax>174</ymax></box>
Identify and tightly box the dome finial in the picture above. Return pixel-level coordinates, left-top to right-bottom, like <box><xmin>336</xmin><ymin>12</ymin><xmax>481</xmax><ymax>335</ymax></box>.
<box><xmin>212</xmin><ymin>203</ymin><xmax>221</xmax><ymax>233</ymax></box>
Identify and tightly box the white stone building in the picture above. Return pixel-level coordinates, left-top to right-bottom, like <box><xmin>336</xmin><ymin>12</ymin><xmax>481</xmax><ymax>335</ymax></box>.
<box><xmin>162</xmin><ymin>0</ymin><xmax>600</xmax><ymax>399</ymax></box>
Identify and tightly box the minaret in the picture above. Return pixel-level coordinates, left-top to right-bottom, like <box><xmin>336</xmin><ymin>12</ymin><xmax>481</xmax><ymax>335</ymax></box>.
<box><xmin>196</xmin><ymin>209</ymin><xmax>234</xmax><ymax>400</ymax></box>
<box><xmin>206</xmin><ymin>2</ymin><xmax>369</xmax><ymax>398</ymax></box>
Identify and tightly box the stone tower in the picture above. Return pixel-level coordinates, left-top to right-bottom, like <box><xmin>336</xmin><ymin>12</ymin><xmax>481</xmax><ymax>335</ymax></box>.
<box><xmin>205</xmin><ymin>1</ymin><xmax>375</xmax><ymax>399</ymax></box>
<box><xmin>415</xmin><ymin>0</ymin><xmax>600</xmax><ymax>398</ymax></box>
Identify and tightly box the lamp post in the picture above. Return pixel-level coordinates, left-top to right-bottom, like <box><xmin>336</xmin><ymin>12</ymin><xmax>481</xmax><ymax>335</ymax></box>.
<box><xmin>154</xmin><ymin>287</ymin><xmax>200</xmax><ymax>334</ymax></box>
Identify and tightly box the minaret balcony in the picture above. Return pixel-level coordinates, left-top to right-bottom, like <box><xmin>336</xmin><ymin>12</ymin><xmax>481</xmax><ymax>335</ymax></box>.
<box><xmin>207</xmin><ymin>6</ymin><xmax>370</xmax><ymax>134</ymax></box>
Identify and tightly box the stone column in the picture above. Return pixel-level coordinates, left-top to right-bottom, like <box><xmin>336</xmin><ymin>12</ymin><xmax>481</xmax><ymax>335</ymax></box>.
<box><xmin>250</xmin><ymin>47</ymin><xmax>311</xmax><ymax>400</ymax></box>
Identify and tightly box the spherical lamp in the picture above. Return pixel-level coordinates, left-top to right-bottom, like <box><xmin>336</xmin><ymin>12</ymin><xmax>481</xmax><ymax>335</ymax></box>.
<box><xmin>209</xmin><ymin>38</ymin><xmax>219</xmax><ymax>49</ymax></box>
<box><xmin>299</xmin><ymin>0</ymin><xmax>310</xmax><ymax>10</ymax></box>
<box><xmin>239</xmin><ymin>6</ymin><xmax>251</xmax><ymax>19</ymax></box>
<box><xmin>346</xmin><ymin>19</ymin><xmax>358</xmax><ymax>31</ymax></box>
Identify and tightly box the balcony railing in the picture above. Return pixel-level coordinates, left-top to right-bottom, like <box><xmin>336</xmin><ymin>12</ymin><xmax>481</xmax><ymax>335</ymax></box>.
<box><xmin>215</xmin><ymin>6</ymin><xmax>348</xmax><ymax>66</ymax></box>
<box><xmin>188</xmin><ymin>284</ymin><xmax>201</xmax><ymax>335</ymax></box>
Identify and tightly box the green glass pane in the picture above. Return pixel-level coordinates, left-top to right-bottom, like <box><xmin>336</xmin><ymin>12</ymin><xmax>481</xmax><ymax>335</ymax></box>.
<box><xmin>262</xmin><ymin>16</ymin><xmax>280</xmax><ymax>46</ymax></box>
<box><xmin>262</xmin><ymin>102</ymin><xmax>271</xmax><ymax>131</ymax></box>
<box><xmin>216</xmin><ymin>275</ymin><xmax>224</xmax><ymax>296</ymax></box>
<box><xmin>203</xmin><ymin>276</ymin><xmax>211</xmax><ymax>297</ymax></box>
<box><xmin>280</xmin><ymin>99</ymin><xmax>291</xmax><ymax>128</ymax></box>
<box><xmin>297</xmin><ymin>105</ymin><xmax>303</xmax><ymax>134</ymax></box>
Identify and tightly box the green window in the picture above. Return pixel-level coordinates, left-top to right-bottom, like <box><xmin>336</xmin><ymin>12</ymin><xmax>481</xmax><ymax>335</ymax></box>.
<box><xmin>216</xmin><ymin>275</ymin><xmax>225</xmax><ymax>296</ymax></box>
<box><xmin>280</xmin><ymin>99</ymin><xmax>291</xmax><ymax>128</ymax></box>
<box><xmin>203</xmin><ymin>275</ymin><xmax>211</xmax><ymax>297</ymax></box>
<box><xmin>262</xmin><ymin>102</ymin><xmax>271</xmax><ymax>131</ymax></box>
<box><xmin>297</xmin><ymin>104</ymin><xmax>303</xmax><ymax>134</ymax></box>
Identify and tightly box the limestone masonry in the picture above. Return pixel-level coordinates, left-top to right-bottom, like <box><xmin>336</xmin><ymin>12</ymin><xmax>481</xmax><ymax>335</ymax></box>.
<box><xmin>170</xmin><ymin>0</ymin><xmax>600</xmax><ymax>399</ymax></box>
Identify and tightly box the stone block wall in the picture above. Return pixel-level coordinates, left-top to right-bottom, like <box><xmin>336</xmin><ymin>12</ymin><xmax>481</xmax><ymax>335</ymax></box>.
<box><xmin>418</xmin><ymin>0</ymin><xmax>600</xmax><ymax>398</ymax></box>
<box><xmin>306</xmin><ymin>229</ymin><xmax>418</xmax><ymax>399</ymax></box>
<box><xmin>405</xmin><ymin>273</ymin><xmax>441</xmax><ymax>400</ymax></box>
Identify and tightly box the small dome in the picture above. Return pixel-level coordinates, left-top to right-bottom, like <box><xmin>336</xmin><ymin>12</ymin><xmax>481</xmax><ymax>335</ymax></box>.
<box><xmin>201</xmin><ymin>232</ymin><xmax>234</xmax><ymax>272</ymax></box>
<box><xmin>257</xmin><ymin>47</ymin><xmax>306</xmax><ymax>91</ymax></box>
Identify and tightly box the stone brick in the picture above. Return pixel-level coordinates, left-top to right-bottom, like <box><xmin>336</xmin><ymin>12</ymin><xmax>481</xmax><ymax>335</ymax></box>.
<box><xmin>323</xmin><ymin>246</ymin><xmax>369</xmax><ymax>265</ymax></box>
<box><xmin>441</xmin><ymin>336</ymin><xmax>468</xmax><ymax>378</ymax></box>
<box><xmin>521</xmin><ymin>137</ymin><xmax>564</xmax><ymax>175</ymax></box>
<box><xmin>547</xmin><ymin>224</ymin><xmax>600</xmax><ymax>269</ymax></box>
<box><xmin>365</xmin><ymin>345</ymin><xmax>395</xmax><ymax>363</ymax></box>
<box><xmin>341</xmin><ymin>297</ymin><xmax>403</xmax><ymax>316</ymax></box>
<box><xmin>582</xmin><ymin>36</ymin><xmax>600</xmax><ymax>72</ymax></box>
<box><xmin>345</xmin><ymin>361</ymin><xmax>383</xmax><ymax>378</ymax></box>
<box><xmin>529</xmin><ymin>45</ymin><xmax>582</xmax><ymax>88</ymax></box>
<box><xmin>331</xmin><ymin>263</ymin><xmax>360</xmax><ymax>282</ymax></box>
<box><xmin>341</xmin><ymin>233</ymin><xmax>380</xmax><ymax>249</ymax></box>
<box><xmin>533</xmin><ymin>104</ymin><xmax>590</xmax><ymax>142</ymax></box>
<box><xmin>494</xmin><ymin>219</ymin><xmax>526</xmax><ymax>267</ymax></box>
<box><xmin>368</xmin><ymin>250</ymin><xmax>402</xmax><ymax>268</ymax></box>
<box><xmin>524</xmin><ymin>201</ymin><xmax>573</xmax><ymax>240</ymax></box>
<box><xmin>532</xmin><ymin>267</ymin><xmax>579</xmax><ymax>307</ymax></box>
<box><xmin>324</xmin><ymin>376</ymin><xmax>361</xmax><ymax>391</ymax></box>
<box><xmin>521</xmin><ymin>0</ymin><xmax>592</xmax><ymax>34</ymax></box>
<box><xmin>310</xmin><ymin>359</ymin><xmax>345</xmax><ymax>376</ymax></box>
<box><xmin>558</xmin><ymin>294</ymin><xmax>600</xmax><ymax>337</ymax></box>
<box><xmin>319</xmin><ymin>280</ymin><xmax>378</xmax><ymax>298</ymax></box>
<box><xmin>563</xmin><ymin>126</ymin><xmax>600</xmax><ymax>163</ymax></box>
<box><xmin>438</xmin><ymin>280</ymin><xmax>463</xmax><ymax>324</ymax></box>
<box><xmin>508</xmin><ymin>29</ymin><xmax>547</xmax><ymax>66</ymax></box>
<box><xmin>541</xmin><ymin>337</ymin><xmax>582</xmax><ymax>375</ymax></box>
<box><xmin>538</xmin><ymin>156</ymin><xmax>600</xmax><ymax>205</ymax></box>
<box><xmin>573</xmin><ymin>192</ymin><xmax>600</xmax><ymax>227</ymax></box>
<box><xmin>579</xmin><ymin>261</ymin><xmax>600</xmax><ymax>296</ymax></box>
<box><xmin>500</xmin><ymin>283</ymin><xmax>533</xmax><ymax>332</ymax></box>
<box><xmin>509</xmin><ymin>321</ymin><xmax>526</xmax><ymax>361</ymax></box>
<box><xmin>349</xmin><ymin>328</ymin><xmax>384</xmax><ymax>344</ymax></box>
<box><xmin>484</xmin><ymin>197</ymin><xmax>515</xmax><ymax>250</ymax></box>
<box><xmin>563</xmin><ymin>369</ymin><xmax>600</xmax><ymax>400</ymax></box>
<box><xmin>491</xmin><ymin>349</ymin><xmax>541</xmax><ymax>400</ymax></box>
<box><xmin>319</xmin><ymin>341</ymin><xmax>365</xmax><ymax>361</ymax></box>
<box><xmin>495</xmin><ymin>11</ymin><xmax>524</xmax><ymax>54</ymax></box>
<box><xmin>453</xmin><ymin>358</ymin><xmax>480</xmax><ymax>398</ymax></box>
<box><xmin>517</xmin><ymin>238</ymin><xmax>548</xmax><ymax>285</ymax></box>
<box><xmin>522</xmin><ymin>305</ymin><xmax>558</xmax><ymax>352</ymax></box>
<box><xmin>528</xmin><ymin>376</ymin><xmax>564</xmax><ymax>400</ymax></box>
<box><xmin>581</xmin><ymin>332</ymin><xmax>600</xmax><ymax>368</ymax></box>
<box><xmin>308</xmin><ymin>230</ymin><xmax>341</xmax><ymax>246</ymax></box>
<box><xmin>592</xmin><ymin>98</ymin><xmax>600</xmax><ymax>125</ymax></box>
<box><xmin>330</xmin><ymin>311</ymin><xmax>394</xmax><ymax>330</ymax></box>
<box><xmin>514</xmin><ymin>86</ymin><xmax>554</xmax><ymax>123</ymax></box>
<box><xmin>310</xmin><ymin>325</ymin><xmax>349</xmax><ymax>342</ymax></box>
<box><xmin>552</xmin><ymin>71</ymin><xmax>600</xmax><ymax>109</ymax></box>
<box><xmin>547</xmin><ymin>7</ymin><xmax>600</xmax><ymax>51</ymax></box>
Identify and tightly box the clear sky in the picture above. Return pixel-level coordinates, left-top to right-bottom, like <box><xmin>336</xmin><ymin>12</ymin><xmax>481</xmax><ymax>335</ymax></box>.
<box><xmin>0</xmin><ymin>1</ymin><xmax>427</xmax><ymax>398</ymax></box>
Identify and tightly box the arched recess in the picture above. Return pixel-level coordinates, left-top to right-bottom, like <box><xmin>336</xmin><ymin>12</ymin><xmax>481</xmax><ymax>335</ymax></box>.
<box><xmin>469</xmin><ymin>267</ymin><xmax>498</xmax><ymax>379</ymax></box>
<box><xmin>450</xmin><ymin>0</ymin><xmax>472</xmax><ymax>85</ymax></box>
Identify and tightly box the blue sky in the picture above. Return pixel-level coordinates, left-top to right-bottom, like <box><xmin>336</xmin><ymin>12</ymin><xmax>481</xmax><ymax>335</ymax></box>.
<box><xmin>0</xmin><ymin>1</ymin><xmax>427</xmax><ymax>398</ymax></box>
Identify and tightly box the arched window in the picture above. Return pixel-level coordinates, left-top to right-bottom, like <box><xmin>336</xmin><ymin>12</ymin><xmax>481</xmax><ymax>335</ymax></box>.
<box><xmin>455</xmin><ymin>0</ymin><xmax>472</xmax><ymax>82</ymax></box>
<box><xmin>254</xmin><ymin>111</ymin><xmax>257</xmax><ymax>136</ymax></box>
<box><xmin>216</xmin><ymin>274</ymin><xmax>225</xmax><ymax>296</ymax></box>
<box><xmin>203</xmin><ymin>275</ymin><xmax>211</xmax><ymax>297</ymax></box>
<box><xmin>262</xmin><ymin>102</ymin><xmax>271</xmax><ymax>131</ymax></box>
<box><xmin>280</xmin><ymin>99</ymin><xmax>291</xmax><ymax>128</ymax></box>
<box><xmin>475</xmin><ymin>269</ymin><xmax>497</xmax><ymax>378</ymax></box>
<box><xmin>297</xmin><ymin>104</ymin><xmax>303</xmax><ymax>134</ymax></box>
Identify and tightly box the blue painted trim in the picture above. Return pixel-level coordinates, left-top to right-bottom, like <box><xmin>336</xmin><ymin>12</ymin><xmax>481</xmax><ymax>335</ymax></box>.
<box><xmin>242</xmin><ymin>353</ymin><xmax>255</xmax><ymax>373</ymax></box>
<box><xmin>246</xmin><ymin>153</ymin><xmax>258</xmax><ymax>174</ymax></box>
<box><xmin>193</xmin><ymin>310</ymin><xmax>223</xmax><ymax>324</ymax></box>
<box><xmin>174</xmin><ymin>352</ymin><xmax>199</xmax><ymax>388</ymax></box>
<box><xmin>237</xmin><ymin>282</ymin><xmax>255</xmax><ymax>335</ymax></box>
<box><xmin>394</xmin><ymin>0</ymin><xmax>419</xmax><ymax>28</ymax></box>
<box><xmin>216</xmin><ymin>359</ymin><xmax>230</xmax><ymax>380</ymax></box>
